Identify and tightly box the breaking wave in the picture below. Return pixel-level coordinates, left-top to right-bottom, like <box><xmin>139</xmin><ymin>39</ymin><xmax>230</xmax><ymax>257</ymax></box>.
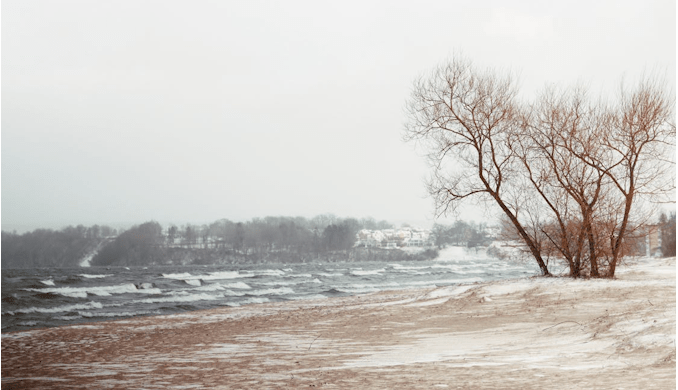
<box><xmin>25</xmin><ymin>283</ymin><xmax>162</xmax><ymax>299</ymax></box>
<box><xmin>5</xmin><ymin>301</ymin><xmax>104</xmax><ymax>315</ymax></box>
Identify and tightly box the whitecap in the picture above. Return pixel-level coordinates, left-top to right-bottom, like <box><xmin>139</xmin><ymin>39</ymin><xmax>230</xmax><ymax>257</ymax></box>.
<box><xmin>201</xmin><ymin>271</ymin><xmax>246</xmax><ymax>280</ymax></box>
<box><xmin>78</xmin><ymin>310</ymin><xmax>160</xmax><ymax>318</ymax></box>
<box><xmin>131</xmin><ymin>293</ymin><xmax>223</xmax><ymax>305</ymax></box>
<box><xmin>228</xmin><ymin>282</ymin><xmax>252</xmax><ymax>290</ymax></box>
<box><xmin>222</xmin><ymin>282</ymin><xmax>251</xmax><ymax>289</ymax></box>
<box><xmin>184</xmin><ymin>279</ymin><xmax>202</xmax><ymax>287</ymax></box>
<box><xmin>162</xmin><ymin>272</ymin><xmax>193</xmax><ymax>279</ymax></box>
<box><xmin>163</xmin><ymin>271</ymin><xmax>248</xmax><ymax>281</ymax></box>
<box><xmin>390</xmin><ymin>264</ymin><xmax>430</xmax><ymax>270</ymax></box>
<box><xmin>9</xmin><ymin>301</ymin><xmax>104</xmax><ymax>314</ymax></box>
<box><xmin>430</xmin><ymin>264</ymin><xmax>485</xmax><ymax>274</ymax></box>
<box><xmin>258</xmin><ymin>280</ymin><xmax>299</xmax><ymax>286</ymax></box>
<box><xmin>249</xmin><ymin>269</ymin><xmax>285</xmax><ymax>277</ymax></box>
<box><xmin>27</xmin><ymin>283</ymin><xmax>162</xmax><ymax>298</ymax></box>
<box><xmin>40</xmin><ymin>279</ymin><xmax>55</xmax><ymax>286</ymax></box>
<box><xmin>223</xmin><ymin>289</ymin><xmax>247</xmax><ymax>297</ymax></box>
<box><xmin>351</xmin><ymin>269</ymin><xmax>385</xmax><ymax>276</ymax></box>
<box><xmin>166</xmin><ymin>290</ymin><xmax>190</xmax><ymax>296</ymax></box>
<box><xmin>79</xmin><ymin>274</ymin><xmax>113</xmax><ymax>279</ymax></box>
<box><xmin>194</xmin><ymin>281</ymin><xmax>251</xmax><ymax>291</ymax></box>
<box><xmin>316</xmin><ymin>272</ymin><xmax>344</xmax><ymax>277</ymax></box>
<box><xmin>247</xmin><ymin>287</ymin><xmax>295</xmax><ymax>296</ymax></box>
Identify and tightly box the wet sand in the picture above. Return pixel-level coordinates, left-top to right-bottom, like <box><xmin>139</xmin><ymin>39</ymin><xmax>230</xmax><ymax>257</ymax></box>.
<box><xmin>2</xmin><ymin>257</ymin><xmax>675</xmax><ymax>389</ymax></box>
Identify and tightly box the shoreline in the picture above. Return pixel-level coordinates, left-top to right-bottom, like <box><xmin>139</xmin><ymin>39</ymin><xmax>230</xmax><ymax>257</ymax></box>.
<box><xmin>2</xmin><ymin>256</ymin><xmax>675</xmax><ymax>389</ymax></box>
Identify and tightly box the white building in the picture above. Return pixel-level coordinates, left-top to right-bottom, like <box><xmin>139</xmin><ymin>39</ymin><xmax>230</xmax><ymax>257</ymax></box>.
<box><xmin>355</xmin><ymin>227</ymin><xmax>433</xmax><ymax>249</ymax></box>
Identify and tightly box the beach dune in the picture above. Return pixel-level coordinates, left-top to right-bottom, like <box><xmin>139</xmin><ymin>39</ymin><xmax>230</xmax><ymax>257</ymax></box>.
<box><xmin>2</xmin><ymin>257</ymin><xmax>675</xmax><ymax>389</ymax></box>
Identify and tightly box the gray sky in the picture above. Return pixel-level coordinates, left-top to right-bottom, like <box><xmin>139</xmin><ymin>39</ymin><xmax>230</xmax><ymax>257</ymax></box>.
<box><xmin>2</xmin><ymin>0</ymin><xmax>675</xmax><ymax>231</ymax></box>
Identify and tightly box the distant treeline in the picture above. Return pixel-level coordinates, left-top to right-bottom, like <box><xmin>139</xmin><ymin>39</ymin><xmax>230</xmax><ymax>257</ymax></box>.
<box><xmin>91</xmin><ymin>215</ymin><xmax>415</xmax><ymax>267</ymax></box>
<box><xmin>1</xmin><ymin>225</ymin><xmax>118</xmax><ymax>268</ymax></box>
<box><xmin>3</xmin><ymin>213</ymin><xmax>673</xmax><ymax>268</ymax></box>
<box><xmin>1</xmin><ymin>215</ymin><xmax>437</xmax><ymax>268</ymax></box>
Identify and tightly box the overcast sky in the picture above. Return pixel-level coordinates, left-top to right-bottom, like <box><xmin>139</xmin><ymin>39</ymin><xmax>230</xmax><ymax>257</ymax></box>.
<box><xmin>2</xmin><ymin>0</ymin><xmax>675</xmax><ymax>231</ymax></box>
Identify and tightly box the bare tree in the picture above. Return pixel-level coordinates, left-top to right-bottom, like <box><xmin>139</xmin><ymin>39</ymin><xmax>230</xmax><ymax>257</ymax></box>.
<box><xmin>585</xmin><ymin>78</ymin><xmax>675</xmax><ymax>276</ymax></box>
<box><xmin>515</xmin><ymin>85</ymin><xmax>612</xmax><ymax>277</ymax></box>
<box><xmin>406</xmin><ymin>58</ymin><xmax>675</xmax><ymax>278</ymax></box>
<box><xmin>404</xmin><ymin>58</ymin><xmax>551</xmax><ymax>275</ymax></box>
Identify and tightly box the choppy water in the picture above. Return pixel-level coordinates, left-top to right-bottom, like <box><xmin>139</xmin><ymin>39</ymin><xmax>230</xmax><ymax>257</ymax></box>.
<box><xmin>1</xmin><ymin>247</ymin><xmax>538</xmax><ymax>333</ymax></box>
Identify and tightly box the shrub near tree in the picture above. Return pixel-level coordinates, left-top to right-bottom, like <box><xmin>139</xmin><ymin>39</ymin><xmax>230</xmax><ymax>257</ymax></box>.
<box><xmin>405</xmin><ymin>57</ymin><xmax>675</xmax><ymax>277</ymax></box>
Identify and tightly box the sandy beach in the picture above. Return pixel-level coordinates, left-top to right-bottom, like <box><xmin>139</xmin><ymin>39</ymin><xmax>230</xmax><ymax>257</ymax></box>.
<box><xmin>2</xmin><ymin>256</ymin><xmax>675</xmax><ymax>389</ymax></box>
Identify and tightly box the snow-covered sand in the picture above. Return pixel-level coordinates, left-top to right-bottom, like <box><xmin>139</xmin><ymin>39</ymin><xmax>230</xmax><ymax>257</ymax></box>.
<box><xmin>2</xmin><ymin>256</ymin><xmax>675</xmax><ymax>389</ymax></box>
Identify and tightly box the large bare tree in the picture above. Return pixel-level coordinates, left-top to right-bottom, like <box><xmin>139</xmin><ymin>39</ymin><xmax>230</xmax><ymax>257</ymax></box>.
<box><xmin>404</xmin><ymin>58</ymin><xmax>551</xmax><ymax>275</ymax></box>
<box><xmin>516</xmin><ymin>86</ymin><xmax>611</xmax><ymax>277</ymax></box>
<box><xmin>405</xmin><ymin>58</ymin><xmax>675</xmax><ymax>278</ymax></box>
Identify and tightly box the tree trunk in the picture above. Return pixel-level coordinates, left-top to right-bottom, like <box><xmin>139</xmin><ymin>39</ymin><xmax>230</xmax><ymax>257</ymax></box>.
<box><xmin>493</xmin><ymin>192</ymin><xmax>551</xmax><ymax>276</ymax></box>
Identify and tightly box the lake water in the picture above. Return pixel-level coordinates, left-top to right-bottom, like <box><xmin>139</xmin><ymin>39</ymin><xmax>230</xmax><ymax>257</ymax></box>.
<box><xmin>1</xmin><ymin>247</ymin><xmax>539</xmax><ymax>333</ymax></box>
